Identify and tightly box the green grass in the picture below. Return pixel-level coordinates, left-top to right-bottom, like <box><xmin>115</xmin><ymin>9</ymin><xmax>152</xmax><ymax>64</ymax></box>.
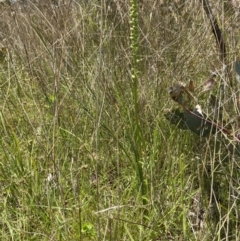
<box><xmin>0</xmin><ymin>0</ymin><xmax>239</xmax><ymax>240</ymax></box>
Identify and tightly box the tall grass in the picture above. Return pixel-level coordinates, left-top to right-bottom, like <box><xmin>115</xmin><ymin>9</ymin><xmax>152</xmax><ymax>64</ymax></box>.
<box><xmin>0</xmin><ymin>0</ymin><xmax>239</xmax><ymax>240</ymax></box>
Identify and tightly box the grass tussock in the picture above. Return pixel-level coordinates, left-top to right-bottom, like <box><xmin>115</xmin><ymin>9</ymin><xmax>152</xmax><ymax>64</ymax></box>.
<box><xmin>0</xmin><ymin>0</ymin><xmax>239</xmax><ymax>240</ymax></box>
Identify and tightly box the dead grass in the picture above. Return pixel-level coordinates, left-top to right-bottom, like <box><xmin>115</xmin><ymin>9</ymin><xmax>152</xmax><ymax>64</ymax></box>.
<box><xmin>0</xmin><ymin>0</ymin><xmax>239</xmax><ymax>240</ymax></box>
